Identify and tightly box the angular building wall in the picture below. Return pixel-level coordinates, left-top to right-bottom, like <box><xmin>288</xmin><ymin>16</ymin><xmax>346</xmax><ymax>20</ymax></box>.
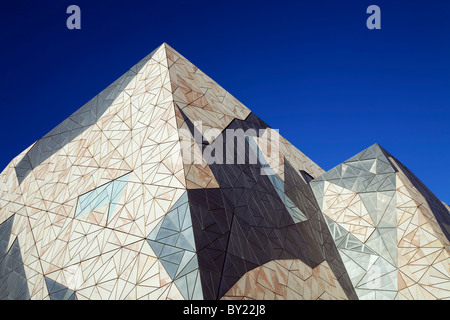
<box><xmin>310</xmin><ymin>144</ymin><xmax>450</xmax><ymax>300</ymax></box>
<box><xmin>0</xmin><ymin>43</ymin><xmax>448</xmax><ymax>300</ymax></box>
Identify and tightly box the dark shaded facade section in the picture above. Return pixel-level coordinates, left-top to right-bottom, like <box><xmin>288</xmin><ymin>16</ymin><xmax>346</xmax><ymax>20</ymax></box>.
<box><xmin>179</xmin><ymin>107</ymin><xmax>357</xmax><ymax>300</ymax></box>
<box><xmin>0</xmin><ymin>215</ymin><xmax>30</xmax><ymax>300</ymax></box>
<box><xmin>45</xmin><ymin>277</ymin><xmax>78</xmax><ymax>300</ymax></box>
<box><xmin>284</xmin><ymin>159</ymin><xmax>358</xmax><ymax>300</ymax></box>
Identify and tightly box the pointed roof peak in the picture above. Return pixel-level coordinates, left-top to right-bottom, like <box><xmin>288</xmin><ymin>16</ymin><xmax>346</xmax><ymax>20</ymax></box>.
<box><xmin>367</xmin><ymin>142</ymin><xmax>394</xmax><ymax>158</ymax></box>
<box><xmin>157</xmin><ymin>42</ymin><xmax>182</xmax><ymax>56</ymax></box>
<box><xmin>159</xmin><ymin>42</ymin><xmax>171</xmax><ymax>51</ymax></box>
<box><xmin>346</xmin><ymin>143</ymin><xmax>392</xmax><ymax>163</ymax></box>
<box><xmin>142</xmin><ymin>42</ymin><xmax>180</xmax><ymax>61</ymax></box>
<box><xmin>161</xmin><ymin>42</ymin><xmax>173</xmax><ymax>48</ymax></box>
<box><xmin>151</xmin><ymin>42</ymin><xmax>191</xmax><ymax>70</ymax></box>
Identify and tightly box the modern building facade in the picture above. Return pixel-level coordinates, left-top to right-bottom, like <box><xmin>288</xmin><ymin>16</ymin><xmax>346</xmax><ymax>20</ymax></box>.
<box><xmin>0</xmin><ymin>43</ymin><xmax>448</xmax><ymax>300</ymax></box>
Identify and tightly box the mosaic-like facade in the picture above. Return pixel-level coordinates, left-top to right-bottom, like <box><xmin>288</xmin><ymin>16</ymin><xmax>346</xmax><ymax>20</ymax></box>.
<box><xmin>0</xmin><ymin>43</ymin><xmax>448</xmax><ymax>300</ymax></box>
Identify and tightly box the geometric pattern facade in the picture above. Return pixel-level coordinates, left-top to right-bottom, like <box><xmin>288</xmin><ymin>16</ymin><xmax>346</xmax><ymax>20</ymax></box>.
<box><xmin>146</xmin><ymin>191</ymin><xmax>203</xmax><ymax>300</ymax></box>
<box><xmin>75</xmin><ymin>172</ymin><xmax>132</xmax><ymax>224</ymax></box>
<box><xmin>311</xmin><ymin>144</ymin><xmax>450</xmax><ymax>300</ymax></box>
<box><xmin>45</xmin><ymin>276</ymin><xmax>78</xmax><ymax>300</ymax></box>
<box><xmin>0</xmin><ymin>43</ymin><xmax>448</xmax><ymax>300</ymax></box>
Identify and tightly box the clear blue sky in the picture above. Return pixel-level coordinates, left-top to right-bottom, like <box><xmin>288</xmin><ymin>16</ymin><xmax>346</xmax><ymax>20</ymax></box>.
<box><xmin>0</xmin><ymin>0</ymin><xmax>449</xmax><ymax>203</ymax></box>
